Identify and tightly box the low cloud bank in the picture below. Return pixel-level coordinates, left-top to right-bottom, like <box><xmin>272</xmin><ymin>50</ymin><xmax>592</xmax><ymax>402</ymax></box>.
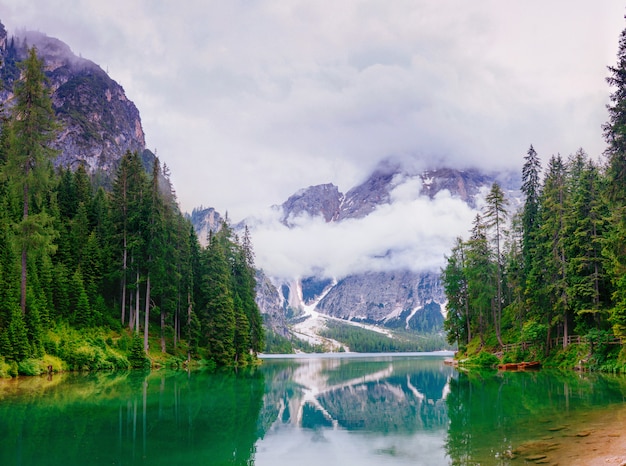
<box><xmin>250</xmin><ymin>177</ymin><xmax>482</xmax><ymax>280</ymax></box>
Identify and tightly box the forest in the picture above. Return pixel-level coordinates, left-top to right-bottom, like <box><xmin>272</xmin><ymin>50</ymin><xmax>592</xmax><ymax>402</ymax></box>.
<box><xmin>0</xmin><ymin>48</ymin><xmax>264</xmax><ymax>376</ymax></box>
<box><xmin>442</xmin><ymin>22</ymin><xmax>626</xmax><ymax>372</ymax></box>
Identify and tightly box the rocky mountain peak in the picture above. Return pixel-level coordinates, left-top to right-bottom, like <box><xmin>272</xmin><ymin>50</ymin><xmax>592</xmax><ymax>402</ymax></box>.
<box><xmin>280</xmin><ymin>183</ymin><xmax>343</xmax><ymax>226</ymax></box>
<box><xmin>419</xmin><ymin>168</ymin><xmax>492</xmax><ymax>208</ymax></box>
<box><xmin>189</xmin><ymin>206</ymin><xmax>223</xmax><ymax>247</ymax></box>
<box><xmin>337</xmin><ymin>165</ymin><xmax>400</xmax><ymax>220</ymax></box>
<box><xmin>0</xmin><ymin>20</ymin><xmax>146</xmax><ymax>176</ymax></box>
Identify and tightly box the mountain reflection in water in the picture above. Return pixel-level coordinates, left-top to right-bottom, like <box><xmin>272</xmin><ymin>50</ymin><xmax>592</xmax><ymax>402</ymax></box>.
<box><xmin>255</xmin><ymin>354</ymin><xmax>455</xmax><ymax>466</ymax></box>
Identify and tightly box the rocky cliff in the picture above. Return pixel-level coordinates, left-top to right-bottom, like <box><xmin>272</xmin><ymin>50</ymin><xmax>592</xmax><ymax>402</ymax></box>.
<box><xmin>0</xmin><ymin>21</ymin><xmax>146</xmax><ymax>175</ymax></box>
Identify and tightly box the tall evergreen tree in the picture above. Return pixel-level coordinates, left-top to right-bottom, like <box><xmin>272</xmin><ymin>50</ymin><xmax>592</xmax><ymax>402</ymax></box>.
<box><xmin>442</xmin><ymin>237</ymin><xmax>471</xmax><ymax>347</ymax></box>
<box><xmin>539</xmin><ymin>155</ymin><xmax>570</xmax><ymax>347</ymax></box>
<box><xmin>521</xmin><ymin>145</ymin><xmax>542</xmax><ymax>271</ymax></box>
<box><xmin>110</xmin><ymin>152</ymin><xmax>146</xmax><ymax>328</ymax></box>
<box><xmin>603</xmin><ymin>17</ymin><xmax>626</xmax><ymax>339</ymax></box>
<box><xmin>201</xmin><ymin>235</ymin><xmax>236</xmax><ymax>366</ymax></box>
<box><xmin>483</xmin><ymin>182</ymin><xmax>509</xmax><ymax>346</ymax></box>
<box><xmin>3</xmin><ymin>47</ymin><xmax>58</xmax><ymax>314</ymax></box>
<box><xmin>464</xmin><ymin>215</ymin><xmax>495</xmax><ymax>346</ymax></box>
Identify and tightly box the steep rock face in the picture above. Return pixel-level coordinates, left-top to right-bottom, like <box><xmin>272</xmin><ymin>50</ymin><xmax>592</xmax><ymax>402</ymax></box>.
<box><xmin>189</xmin><ymin>207</ymin><xmax>223</xmax><ymax>247</ymax></box>
<box><xmin>254</xmin><ymin>270</ymin><xmax>290</xmax><ymax>337</ymax></box>
<box><xmin>315</xmin><ymin>271</ymin><xmax>445</xmax><ymax>332</ymax></box>
<box><xmin>280</xmin><ymin>183</ymin><xmax>343</xmax><ymax>226</ymax></box>
<box><xmin>0</xmin><ymin>23</ymin><xmax>145</xmax><ymax>174</ymax></box>
<box><xmin>337</xmin><ymin>167</ymin><xmax>397</xmax><ymax>220</ymax></box>
<box><xmin>419</xmin><ymin>168</ymin><xmax>492</xmax><ymax>208</ymax></box>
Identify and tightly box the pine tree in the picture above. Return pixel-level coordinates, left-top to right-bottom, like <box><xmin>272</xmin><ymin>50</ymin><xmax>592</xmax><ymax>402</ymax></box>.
<box><xmin>201</xmin><ymin>235</ymin><xmax>236</xmax><ymax>366</ymax></box>
<box><xmin>539</xmin><ymin>155</ymin><xmax>570</xmax><ymax>347</ymax></box>
<box><xmin>4</xmin><ymin>47</ymin><xmax>58</xmax><ymax>314</ymax></box>
<box><xmin>565</xmin><ymin>151</ymin><xmax>609</xmax><ymax>332</ymax></box>
<box><xmin>442</xmin><ymin>237</ymin><xmax>471</xmax><ymax>347</ymax></box>
<box><xmin>483</xmin><ymin>182</ymin><xmax>509</xmax><ymax>346</ymax></box>
<box><xmin>464</xmin><ymin>215</ymin><xmax>495</xmax><ymax>346</ymax></box>
<box><xmin>521</xmin><ymin>145</ymin><xmax>542</xmax><ymax>271</ymax></box>
<box><xmin>110</xmin><ymin>152</ymin><xmax>147</xmax><ymax>327</ymax></box>
<box><xmin>603</xmin><ymin>17</ymin><xmax>626</xmax><ymax>339</ymax></box>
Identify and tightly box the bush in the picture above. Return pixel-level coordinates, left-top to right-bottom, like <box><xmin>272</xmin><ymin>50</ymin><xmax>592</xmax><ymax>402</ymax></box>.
<box><xmin>0</xmin><ymin>358</ymin><xmax>12</xmax><ymax>378</ymax></box>
<box><xmin>462</xmin><ymin>351</ymin><xmax>500</xmax><ymax>369</ymax></box>
<box><xmin>40</xmin><ymin>354</ymin><xmax>66</xmax><ymax>373</ymax></box>
<box><xmin>104</xmin><ymin>347</ymin><xmax>130</xmax><ymax>370</ymax></box>
<box><xmin>521</xmin><ymin>319</ymin><xmax>547</xmax><ymax>344</ymax></box>
<box><xmin>128</xmin><ymin>336</ymin><xmax>150</xmax><ymax>369</ymax></box>
<box><xmin>18</xmin><ymin>358</ymin><xmax>43</xmax><ymax>376</ymax></box>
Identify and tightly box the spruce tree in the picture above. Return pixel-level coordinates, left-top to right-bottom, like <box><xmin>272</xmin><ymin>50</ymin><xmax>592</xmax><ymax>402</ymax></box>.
<box><xmin>539</xmin><ymin>155</ymin><xmax>570</xmax><ymax>347</ymax></box>
<box><xmin>201</xmin><ymin>235</ymin><xmax>236</xmax><ymax>366</ymax></box>
<box><xmin>464</xmin><ymin>214</ymin><xmax>495</xmax><ymax>346</ymax></box>
<box><xmin>603</xmin><ymin>17</ymin><xmax>626</xmax><ymax>339</ymax></box>
<box><xmin>4</xmin><ymin>47</ymin><xmax>58</xmax><ymax>314</ymax></box>
<box><xmin>442</xmin><ymin>237</ymin><xmax>471</xmax><ymax>347</ymax></box>
<box><xmin>521</xmin><ymin>145</ymin><xmax>542</xmax><ymax>271</ymax></box>
<box><xmin>483</xmin><ymin>182</ymin><xmax>509</xmax><ymax>346</ymax></box>
<box><xmin>564</xmin><ymin>151</ymin><xmax>608</xmax><ymax>332</ymax></box>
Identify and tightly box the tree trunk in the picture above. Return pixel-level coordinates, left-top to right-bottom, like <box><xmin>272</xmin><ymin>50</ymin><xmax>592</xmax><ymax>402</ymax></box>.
<box><xmin>121</xmin><ymin>233</ymin><xmax>127</xmax><ymax>325</ymax></box>
<box><xmin>135</xmin><ymin>270</ymin><xmax>140</xmax><ymax>334</ymax></box>
<box><xmin>129</xmin><ymin>287</ymin><xmax>135</xmax><ymax>331</ymax></box>
<box><xmin>20</xmin><ymin>184</ymin><xmax>29</xmax><ymax>314</ymax></box>
<box><xmin>160</xmin><ymin>306</ymin><xmax>166</xmax><ymax>353</ymax></box>
<box><xmin>144</xmin><ymin>274</ymin><xmax>150</xmax><ymax>352</ymax></box>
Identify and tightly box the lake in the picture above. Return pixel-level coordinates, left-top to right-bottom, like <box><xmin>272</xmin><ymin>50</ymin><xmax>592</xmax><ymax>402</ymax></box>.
<box><xmin>1</xmin><ymin>353</ymin><xmax>626</xmax><ymax>465</ymax></box>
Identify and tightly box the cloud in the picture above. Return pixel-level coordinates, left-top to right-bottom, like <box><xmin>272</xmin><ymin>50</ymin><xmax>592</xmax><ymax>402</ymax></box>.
<box><xmin>0</xmin><ymin>0</ymin><xmax>623</xmax><ymax>220</ymax></box>
<box><xmin>250</xmin><ymin>176</ymin><xmax>479</xmax><ymax>280</ymax></box>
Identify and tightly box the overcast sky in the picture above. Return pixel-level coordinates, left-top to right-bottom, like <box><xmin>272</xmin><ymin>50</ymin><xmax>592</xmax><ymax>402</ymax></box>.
<box><xmin>1</xmin><ymin>1</ymin><xmax>623</xmax><ymax>218</ymax></box>
<box><xmin>1</xmin><ymin>1</ymin><xmax>625</xmax><ymax>279</ymax></box>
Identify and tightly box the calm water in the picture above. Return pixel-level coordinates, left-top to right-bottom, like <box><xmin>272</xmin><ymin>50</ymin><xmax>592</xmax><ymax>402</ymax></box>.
<box><xmin>1</xmin><ymin>354</ymin><xmax>626</xmax><ymax>465</ymax></box>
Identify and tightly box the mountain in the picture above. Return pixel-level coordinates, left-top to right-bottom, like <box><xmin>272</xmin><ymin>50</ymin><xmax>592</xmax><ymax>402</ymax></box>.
<box><xmin>263</xmin><ymin>165</ymin><xmax>493</xmax><ymax>337</ymax></box>
<box><xmin>0</xmin><ymin>21</ymin><xmax>147</xmax><ymax>177</ymax></box>
<box><xmin>188</xmin><ymin>206</ymin><xmax>224</xmax><ymax>247</ymax></box>
<box><xmin>191</xmin><ymin>162</ymin><xmax>518</xmax><ymax>346</ymax></box>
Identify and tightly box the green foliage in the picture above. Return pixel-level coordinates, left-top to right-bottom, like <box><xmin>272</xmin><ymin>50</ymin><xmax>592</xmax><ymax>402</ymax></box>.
<box><xmin>460</xmin><ymin>351</ymin><xmax>500</xmax><ymax>369</ymax></box>
<box><xmin>128</xmin><ymin>334</ymin><xmax>150</xmax><ymax>369</ymax></box>
<box><xmin>520</xmin><ymin>319</ymin><xmax>547</xmax><ymax>344</ymax></box>
<box><xmin>0</xmin><ymin>357</ymin><xmax>13</xmax><ymax>378</ymax></box>
<box><xmin>264</xmin><ymin>330</ymin><xmax>295</xmax><ymax>354</ymax></box>
<box><xmin>444</xmin><ymin>142</ymin><xmax>625</xmax><ymax>368</ymax></box>
<box><xmin>17</xmin><ymin>358</ymin><xmax>42</xmax><ymax>376</ymax></box>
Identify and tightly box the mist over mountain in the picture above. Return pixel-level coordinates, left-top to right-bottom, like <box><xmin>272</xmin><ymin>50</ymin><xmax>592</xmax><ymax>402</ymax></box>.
<box><xmin>193</xmin><ymin>161</ymin><xmax>519</xmax><ymax>340</ymax></box>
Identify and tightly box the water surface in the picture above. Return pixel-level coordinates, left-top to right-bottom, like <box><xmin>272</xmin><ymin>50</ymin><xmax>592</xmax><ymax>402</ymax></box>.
<box><xmin>1</xmin><ymin>354</ymin><xmax>625</xmax><ymax>465</ymax></box>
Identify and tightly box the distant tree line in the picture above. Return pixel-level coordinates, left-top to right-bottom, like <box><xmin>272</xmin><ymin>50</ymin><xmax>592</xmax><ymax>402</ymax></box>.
<box><xmin>442</xmin><ymin>20</ymin><xmax>626</xmax><ymax>368</ymax></box>
<box><xmin>0</xmin><ymin>48</ymin><xmax>263</xmax><ymax>373</ymax></box>
<box><xmin>320</xmin><ymin>321</ymin><xmax>449</xmax><ymax>353</ymax></box>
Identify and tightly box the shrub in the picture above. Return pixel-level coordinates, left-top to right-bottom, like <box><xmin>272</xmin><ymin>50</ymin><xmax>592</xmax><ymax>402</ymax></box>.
<box><xmin>104</xmin><ymin>347</ymin><xmax>130</xmax><ymax>370</ymax></box>
<box><xmin>18</xmin><ymin>358</ymin><xmax>43</xmax><ymax>376</ymax></box>
<box><xmin>0</xmin><ymin>358</ymin><xmax>12</xmax><ymax>378</ymax></box>
<box><xmin>128</xmin><ymin>336</ymin><xmax>150</xmax><ymax>369</ymax></box>
<box><xmin>40</xmin><ymin>354</ymin><xmax>66</xmax><ymax>373</ymax></box>
<box><xmin>462</xmin><ymin>351</ymin><xmax>500</xmax><ymax>369</ymax></box>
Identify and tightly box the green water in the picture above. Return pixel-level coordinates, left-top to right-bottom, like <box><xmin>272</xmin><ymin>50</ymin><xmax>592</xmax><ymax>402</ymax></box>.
<box><xmin>1</xmin><ymin>354</ymin><xmax>625</xmax><ymax>465</ymax></box>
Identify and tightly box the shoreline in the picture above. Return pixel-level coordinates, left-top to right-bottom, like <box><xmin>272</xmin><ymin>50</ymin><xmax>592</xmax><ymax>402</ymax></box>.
<box><xmin>513</xmin><ymin>402</ymin><xmax>626</xmax><ymax>465</ymax></box>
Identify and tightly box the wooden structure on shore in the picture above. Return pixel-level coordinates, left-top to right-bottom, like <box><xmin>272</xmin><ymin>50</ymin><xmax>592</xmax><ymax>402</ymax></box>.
<box><xmin>497</xmin><ymin>361</ymin><xmax>541</xmax><ymax>371</ymax></box>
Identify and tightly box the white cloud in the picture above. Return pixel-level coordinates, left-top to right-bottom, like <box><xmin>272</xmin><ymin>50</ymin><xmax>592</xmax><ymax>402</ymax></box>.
<box><xmin>250</xmin><ymin>177</ymin><xmax>478</xmax><ymax>280</ymax></box>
